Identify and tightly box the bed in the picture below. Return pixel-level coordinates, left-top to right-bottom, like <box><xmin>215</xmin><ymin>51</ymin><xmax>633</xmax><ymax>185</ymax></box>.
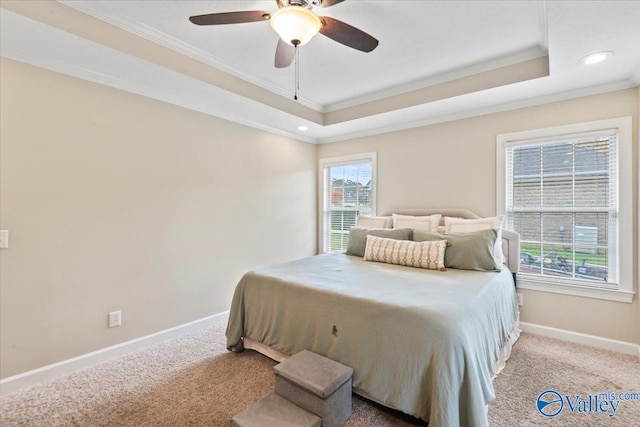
<box><xmin>226</xmin><ymin>209</ymin><xmax>520</xmax><ymax>427</ymax></box>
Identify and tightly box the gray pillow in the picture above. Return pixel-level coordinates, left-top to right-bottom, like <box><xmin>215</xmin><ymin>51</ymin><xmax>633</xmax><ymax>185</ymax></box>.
<box><xmin>346</xmin><ymin>227</ymin><xmax>413</xmax><ymax>257</ymax></box>
<box><xmin>413</xmin><ymin>229</ymin><xmax>500</xmax><ymax>271</ymax></box>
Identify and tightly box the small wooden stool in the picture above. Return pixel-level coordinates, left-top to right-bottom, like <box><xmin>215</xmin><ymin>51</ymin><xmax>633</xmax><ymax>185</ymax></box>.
<box><xmin>230</xmin><ymin>393</ymin><xmax>321</xmax><ymax>427</ymax></box>
<box><xmin>274</xmin><ymin>350</ymin><xmax>353</xmax><ymax>427</ymax></box>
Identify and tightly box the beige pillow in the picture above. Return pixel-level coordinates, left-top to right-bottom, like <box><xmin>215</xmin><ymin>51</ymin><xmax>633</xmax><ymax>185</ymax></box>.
<box><xmin>443</xmin><ymin>216</ymin><xmax>505</xmax><ymax>264</ymax></box>
<box><xmin>356</xmin><ymin>215</ymin><xmax>393</xmax><ymax>228</ymax></box>
<box><xmin>363</xmin><ymin>235</ymin><xmax>447</xmax><ymax>271</ymax></box>
<box><xmin>443</xmin><ymin>216</ymin><xmax>504</xmax><ymax>232</ymax></box>
<box><xmin>392</xmin><ymin>214</ymin><xmax>441</xmax><ymax>231</ymax></box>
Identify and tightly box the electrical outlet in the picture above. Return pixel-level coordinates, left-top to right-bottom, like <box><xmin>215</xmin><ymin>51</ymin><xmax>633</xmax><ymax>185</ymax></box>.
<box><xmin>108</xmin><ymin>311</ymin><xmax>122</xmax><ymax>328</ymax></box>
<box><xmin>517</xmin><ymin>293</ymin><xmax>524</xmax><ymax>306</ymax></box>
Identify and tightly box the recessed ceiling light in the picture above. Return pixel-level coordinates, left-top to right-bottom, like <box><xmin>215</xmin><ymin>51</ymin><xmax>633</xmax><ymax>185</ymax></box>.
<box><xmin>297</xmin><ymin>125</ymin><xmax>309</xmax><ymax>132</ymax></box>
<box><xmin>580</xmin><ymin>51</ymin><xmax>613</xmax><ymax>65</ymax></box>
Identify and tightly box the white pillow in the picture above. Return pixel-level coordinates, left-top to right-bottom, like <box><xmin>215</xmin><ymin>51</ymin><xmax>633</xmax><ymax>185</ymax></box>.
<box><xmin>356</xmin><ymin>215</ymin><xmax>393</xmax><ymax>228</ymax></box>
<box><xmin>392</xmin><ymin>214</ymin><xmax>441</xmax><ymax>231</ymax></box>
<box><xmin>363</xmin><ymin>235</ymin><xmax>447</xmax><ymax>271</ymax></box>
<box><xmin>443</xmin><ymin>216</ymin><xmax>505</xmax><ymax>264</ymax></box>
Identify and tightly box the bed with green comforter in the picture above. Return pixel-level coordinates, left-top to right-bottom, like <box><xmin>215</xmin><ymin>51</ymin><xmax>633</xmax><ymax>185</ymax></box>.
<box><xmin>226</xmin><ymin>253</ymin><xmax>519</xmax><ymax>426</ymax></box>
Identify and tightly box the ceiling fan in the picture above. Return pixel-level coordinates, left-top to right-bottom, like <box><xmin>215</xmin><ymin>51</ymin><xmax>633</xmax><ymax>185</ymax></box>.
<box><xmin>189</xmin><ymin>0</ymin><xmax>379</xmax><ymax>69</ymax></box>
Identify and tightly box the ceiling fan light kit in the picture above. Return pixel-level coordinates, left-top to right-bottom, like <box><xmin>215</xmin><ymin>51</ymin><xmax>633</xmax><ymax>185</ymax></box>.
<box><xmin>188</xmin><ymin>0</ymin><xmax>377</xmax><ymax>64</ymax></box>
<box><xmin>189</xmin><ymin>0</ymin><xmax>377</xmax><ymax>100</ymax></box>
<box><xmin>270</xmin><ymin>6</ymin><xmax>322</xmax><ymax>46</ymax></box>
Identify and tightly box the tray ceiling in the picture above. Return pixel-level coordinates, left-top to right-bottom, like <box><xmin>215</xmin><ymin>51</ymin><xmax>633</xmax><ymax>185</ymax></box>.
<box><xmin>1</xmin><ymin>1</ymin><xmax>639</xmax><ymax>143</ymax></box>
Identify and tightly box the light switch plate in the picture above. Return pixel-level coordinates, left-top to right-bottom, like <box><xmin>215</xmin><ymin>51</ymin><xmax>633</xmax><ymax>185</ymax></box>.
<box><xmin>0</xmin><ymin>230</ymin><xmax>8</xmax><ymax>249</ymax></box>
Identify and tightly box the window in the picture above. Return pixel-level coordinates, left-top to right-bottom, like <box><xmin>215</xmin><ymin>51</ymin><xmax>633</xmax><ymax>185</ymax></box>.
<box><xmin>497</xmin><ymin>117</ymin><xmax>633</xmax><ymax>303</ymax></box>
<box><xmin>319</xmin><ymin>153</ymin><xmax>376</xmax><ymax>253</ymax></box>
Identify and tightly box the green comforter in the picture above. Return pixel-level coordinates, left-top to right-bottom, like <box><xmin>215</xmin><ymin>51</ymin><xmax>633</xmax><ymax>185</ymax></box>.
<box><xmin>227</xmin><ymin>253</ymin><xmax>518</xmax><ymax>426</ymax></box>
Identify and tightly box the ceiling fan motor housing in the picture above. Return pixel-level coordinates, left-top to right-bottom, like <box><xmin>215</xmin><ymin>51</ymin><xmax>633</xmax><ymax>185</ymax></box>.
<box><xmin>286</xmin><ymin>0</ymin><xmax>320</xmax><ymax>9</ymax></box>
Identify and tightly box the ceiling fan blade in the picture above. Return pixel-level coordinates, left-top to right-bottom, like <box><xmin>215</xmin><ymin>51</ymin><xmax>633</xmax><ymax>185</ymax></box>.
<box><xmin>319</xmin><ymin>16</ymin><xmax>378</xmax><ymax>52</ymax></box>
<box><xmin>189</xmin><ymin>11</ymin><xmax>271</xmax><ymax>26</ymax></box>
<box><xmin>276</xmin><ymin>0</ymin><xmax>286</xmax><ymax>8</ymax></box>
<box><xmin>319</xmin><ymin>0</ymin><xmax>346</xmax><ymax>7</ymax></box>
<box><xmin>275</xmin><ymin>38</ymin><xmax>296</xmax><ymax>68</ymax></box>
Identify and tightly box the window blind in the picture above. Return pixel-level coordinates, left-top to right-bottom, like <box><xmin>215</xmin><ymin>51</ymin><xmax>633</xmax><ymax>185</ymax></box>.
<box><xmin>505</xmin><ymin>131</ymin><xmax>618</xmax><ymax>286</ymax></box>
<box><xmin>322</xmin><ymin>161</ymin><xmax>373</xmax><ymax>253</ymax></box>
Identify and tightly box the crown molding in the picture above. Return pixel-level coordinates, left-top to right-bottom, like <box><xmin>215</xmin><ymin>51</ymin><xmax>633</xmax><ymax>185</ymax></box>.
<box><xmin>3</xmin><ymin>21</ymin><xmax>633</xmax><ymax>147</ymax></box>
<box><xmin>58</xmin><ymin>0</ymin><xmax>325</xmax><ymax>113</ymax></box>
<box><xmin>5</xmin><ymin>40</ymin><xmax>630</xmax><ymax>146</ymax></box>
<box><xmin>3</xmin><ymin>5</ymin><xmax>636</xmax><ymax>146</ymax></box>
<box><xmin>318</xmin><ymin>79</ymin><xmax>636</xmax><ymax>144</ymax></box>
<box><xmin>57</xmin><ymin>1</ymin><xmax>553</xmax><ymax>116</ymax></box>
<box><xmin>323</xmin><ymin>46</ymin><xmax>548</xmax><ymax>113</ymax></box>
<box><xmin>0</xmin><ymin>43</ymin><xmax>318</xmax><ymax>144</ymax></box>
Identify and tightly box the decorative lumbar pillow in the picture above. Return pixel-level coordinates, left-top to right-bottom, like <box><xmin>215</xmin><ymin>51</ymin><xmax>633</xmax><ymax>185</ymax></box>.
<box><xmin>356</xmin><ymin>215</ymin><xmax>393</xmax><ymax>228</ymax></box>
<box><xmin>413</xmin><ymin>229</ymin><xmax>500</xmax><ymax>271</ymax></box>
<box><xmin>363</xmin><ymin>235</ymin><xmax>447</xmax><ymax>271</ymax></box>
<box><xmin>443</xmin><ymin>216</ymin><xmax>505</xmax><ymax>265</ymax></box>
<box><xmin>392</xmin><ymin>214</ymin><xmax>441</xmax><ymax>231</ymax></box>
<box><xmin>346</xmin><ymin>227</ymin><xmax>413</xmax><ymax>257</ymax></box>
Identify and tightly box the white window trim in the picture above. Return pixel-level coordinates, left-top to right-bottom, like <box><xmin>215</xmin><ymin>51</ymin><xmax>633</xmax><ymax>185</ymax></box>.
<box><xmin>318</xmin><ymin>152</ymin><xmax>377</xmax><ymax>254</ymax></box>
<box><xmin>496</xmin><ymin>117</ymin><xmax>634</xmax><ymax>303</ymax></box>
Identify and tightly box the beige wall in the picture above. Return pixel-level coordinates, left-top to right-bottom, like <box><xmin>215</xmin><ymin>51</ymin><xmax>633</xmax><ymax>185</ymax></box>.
<box><xmin>0</xmin><ymin>59</ymin><xmax>317</xmax><ymax>378</ymax></box>
<box><xmin>319</xmin><ymin>87</ymin><xmax>640</xmax><ymax>345</ymax></box>
<box><xmin>1</xmin><ymin>57</ymin><xmax>637</xmax><ymax>380</ymax></box>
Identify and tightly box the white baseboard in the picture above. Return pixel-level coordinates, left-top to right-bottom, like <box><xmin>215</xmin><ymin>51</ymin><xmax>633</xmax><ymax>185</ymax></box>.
<box><xmin>0</xmin><ymin>310</ymin><xmax>229</xmax><ymax>395</ymax></box>
<box><xmin>520</xmin><ymin>322</ymin><xmax>640</xmax><ymax>358</ymax></box>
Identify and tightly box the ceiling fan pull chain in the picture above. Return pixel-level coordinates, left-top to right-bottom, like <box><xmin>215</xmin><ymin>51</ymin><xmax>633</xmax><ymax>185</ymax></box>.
<box><xmin>294</xmin><ymin>45</ymin><xmax>299</xmax><ymax>100</ymax></box>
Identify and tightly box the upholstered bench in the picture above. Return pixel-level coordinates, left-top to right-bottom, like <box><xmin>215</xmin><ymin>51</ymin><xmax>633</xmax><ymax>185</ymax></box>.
<box><xmin>230</xmin><ymin>393</ymin><xmax>321</xmax><ymax>427</ymax></box>
<box><xmin>274</xmin><ymin>350</ymin><xmax>353</xmax><ymax>427</ymax></box>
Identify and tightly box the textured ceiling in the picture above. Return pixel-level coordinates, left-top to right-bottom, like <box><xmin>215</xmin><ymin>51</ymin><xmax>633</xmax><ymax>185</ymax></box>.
<box><xmin>1</xmin><ymin>0</ymin><xmax>639</xmax><ymax>142</ymax></box>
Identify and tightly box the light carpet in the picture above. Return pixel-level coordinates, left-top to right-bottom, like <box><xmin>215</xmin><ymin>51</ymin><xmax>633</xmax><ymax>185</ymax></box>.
<box><xmin>1</xmin><ymin>324</ymin><xmax>639</xmax><ymax>426</ymax></box>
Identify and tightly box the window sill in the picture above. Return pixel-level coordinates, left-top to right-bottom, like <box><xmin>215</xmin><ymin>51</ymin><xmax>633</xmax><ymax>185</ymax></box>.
<box><xmin>516</xmin><ymin>275</ymin><xmax>635</xmax><ymax>303</ymax></box>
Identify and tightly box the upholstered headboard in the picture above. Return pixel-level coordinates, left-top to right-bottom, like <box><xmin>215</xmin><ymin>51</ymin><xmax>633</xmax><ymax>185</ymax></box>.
<box><xmin>380</xmin><ymin>209</ymin><xmax>520</xmax><ymax>274</ymax></box>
